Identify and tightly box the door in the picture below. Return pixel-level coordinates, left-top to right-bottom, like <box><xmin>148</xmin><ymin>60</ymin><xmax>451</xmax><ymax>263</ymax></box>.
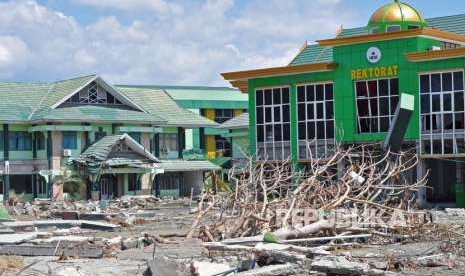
<box><xmin>100</xmin><ymin>177</ymin><xmax>110</xmax><ymax>200</ymax></box>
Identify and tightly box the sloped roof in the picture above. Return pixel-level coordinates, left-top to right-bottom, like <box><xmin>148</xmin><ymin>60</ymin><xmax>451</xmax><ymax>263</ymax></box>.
<box><xmin>159</xmin><ymin>159</ymin><xmax>221</xmax><ymax>172</ymax></box>
<box><xmin>119</xmin><ymin>85</ymin><xmax>248</xmax><ymax>109</ymax></box>
<box><xmin>29</xmin><ymin>105</ymin><xmax>165</xmax><ymax>124</ymax></box>
<box><xmin>78</xmin><ymin>134</ymin><xmax>158</xmax><ymax>164</ymax></box>
<box><xmin>290</xmin><ymin>13</ymin><xmax>465</xmax><ymax>66</ymax></box>
<box><xmin>118</xmin><ymin>87</ymin><xmax>219</xmax><ymax>128</ymax></box>
<box><xmin>218</xmin><ymin>113</ymin><xmax>249</xmax><ymax>130</ymax></box>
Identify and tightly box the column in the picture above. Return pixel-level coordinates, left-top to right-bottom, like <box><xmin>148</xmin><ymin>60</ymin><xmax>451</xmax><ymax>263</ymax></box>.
<box><xmin>3</xmin><ymin>124</ymin><xmax>9</xmax><ymax>203</ymax></box>
<box><xmin>46</xmin><ymin>130</ymin><xmax>52</xmax><ymax>198</ymax></box>
<box><xmin>177</xmin><ymin>127</ymin><xmax>185</xmax><ymax>159</ymax></box>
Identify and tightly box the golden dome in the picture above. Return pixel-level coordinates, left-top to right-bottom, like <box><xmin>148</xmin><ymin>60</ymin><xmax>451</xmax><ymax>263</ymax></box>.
<box><xmin>368</xmin><ymin>1</ymin><xmax>427</xmax><ymax>33</ymax></box>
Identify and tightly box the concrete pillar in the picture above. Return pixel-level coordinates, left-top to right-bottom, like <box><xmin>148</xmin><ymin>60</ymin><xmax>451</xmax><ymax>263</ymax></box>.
<box><xmin>199</xmin><ymin>128</ymin><xmax>205</xmax><ymax>150</ymax></box>
<box><xmin>3</xmin><ymin>124</ymin><xmax>9</xmax><ymax>204</ymax></box>
<box><xmin>46</xmin><ymin>130</ymin><xmax>52</xmax><ymax>198</ymax></box>
<box><xmin>153</xmin><ymin>133</ymin><xmax>160</xmax><ymax>158</ymax></box>
<box><xmin>416</xmin><ymin>158</ymin><xmax>428</xmax><ymax>208</ymax></box>
<box><xmin>177</xmin><ymin>128</ymin><xmax>185</xmax><ymax>159</ymax></box>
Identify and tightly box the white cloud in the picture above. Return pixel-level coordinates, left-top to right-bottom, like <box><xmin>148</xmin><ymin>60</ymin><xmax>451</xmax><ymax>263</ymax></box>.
<box><xmin>0</xmin><ymin>0</ymin><xmax>359</xmax><ymax>85</ymax></box>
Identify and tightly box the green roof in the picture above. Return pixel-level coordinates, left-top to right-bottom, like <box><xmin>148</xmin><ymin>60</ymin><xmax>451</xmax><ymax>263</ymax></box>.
<box><xmin>159</xmin><ymin>159</ymin><xmax>221</xmax><ymax>172</ymax></box>
<box><xmin>290</xmin><ymin>13</ymin><xmax>465</xmax><ymax>66</ymax></box>
<box><xmin>118</xmin><ymin>87</ymin><xmax>219</xmax><ymax>128</ymax></box>
<box><xmin>29</xmin><ymin>105</ymin><xmax>165</xmax><ymax>124</ymax></box>
<box><xmin>119</xmin><ymin>85</ymin><xmax>248</xmax><ymax>109</ymax></box>
<box><xmin>218</xmin><ymin>113</ymin><xmax>249</xmax><ymax>130</ymax></box>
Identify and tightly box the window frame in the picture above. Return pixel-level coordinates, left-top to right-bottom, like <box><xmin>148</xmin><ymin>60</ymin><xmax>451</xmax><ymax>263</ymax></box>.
<box><xmin>355</xmin><ymin>77</ymin><xmax>399</xmax><ymax>134</ymax></box>
<box><xmin>62</xmin><ymin>131</ymin><xmax>78</xmax><ymax>150</ymax></box>
<box><xmin>214</xmin><ymin>109</ymin><xmax>234</xmax><ymax>124</ymax></box>
<box><xmin>419</xmin><ymin>69</ymin><xmax>465</xmax><ymax>155</ymax></box>
<box><xmin>255</xmin><ymin>86</ymin><xmax>291</xmax><ymax>161</ymax></box>
<box><xmin>296</xmin><ymin>82</ymin><xmax>335</xmax><ymax>159</ymax></box>
<box><xmin>8</xmin><ymin>131</ymin><xmax>32</xmax><ymax>151</ymax></box>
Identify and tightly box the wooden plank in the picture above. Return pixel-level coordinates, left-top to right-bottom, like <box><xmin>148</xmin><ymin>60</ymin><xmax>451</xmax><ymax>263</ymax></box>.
<box><xmin>0</xmin><ymin>244</ymin><xmax>104</xmax><ymax>258</ymax></box>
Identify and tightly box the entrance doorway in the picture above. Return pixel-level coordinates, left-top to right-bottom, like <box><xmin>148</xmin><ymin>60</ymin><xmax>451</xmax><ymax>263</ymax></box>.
<box><xmin>425</xmin><ymin>159</ymin><xmax>463</xmax><ymax>203</ymax></box>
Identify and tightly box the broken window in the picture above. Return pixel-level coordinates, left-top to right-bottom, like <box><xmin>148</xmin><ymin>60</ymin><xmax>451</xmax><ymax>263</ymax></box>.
<box><xmin>255</xmin><ymin>87</ymin><xmax>291</xmax><ymax>160</ymax></box>
<box><xmin>297</xmin><ymin>83</ymin><xmax>335</xmax><ymax>159</ymax></box>
<box><xmin>420</xmin><ymin>71</ymin><xmax>465</xmax><ymax>155</ymax></box>
<box><xmin>355</xmin><ymin>78</ymin><xmax>399</xmax><ymax>133</ymax></box>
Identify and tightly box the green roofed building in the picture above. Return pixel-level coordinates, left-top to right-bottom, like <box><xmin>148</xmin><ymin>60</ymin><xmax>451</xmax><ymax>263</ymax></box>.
<box><xmin>222</xmin><ymin>1</ymin><xmax>465</xmax><ymax>207</ymax></box>
<box><xmin>0</xmin><ymin>75</ymin><xmax>222</xmax><ymax>202</ymax></box>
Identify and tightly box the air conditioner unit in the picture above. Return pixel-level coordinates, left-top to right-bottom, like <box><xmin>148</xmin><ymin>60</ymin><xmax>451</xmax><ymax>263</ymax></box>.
<box><xmin>429</xmin><ymin>46</ymin><xmax>441</xmax><ymax>51</ymax></box>
<box><xmin>63</xmin><ymin>149</ymin><xmax>72</xmax><ymax>157</ymax></box>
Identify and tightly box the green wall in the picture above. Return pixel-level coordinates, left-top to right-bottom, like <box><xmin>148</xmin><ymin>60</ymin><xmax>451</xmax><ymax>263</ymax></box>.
<box><xmin>247</xmin><ymin>36</ymin><xmax>450</xmax><ymax>162</ymax></box>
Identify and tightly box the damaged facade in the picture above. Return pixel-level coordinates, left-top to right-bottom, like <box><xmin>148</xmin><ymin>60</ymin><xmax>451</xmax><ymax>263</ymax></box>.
<box><xmin>223</xmin><ymin>2</ymin><xmax>465</xmax><ymax>207</ymax></box>
<box><xmin>0</xmin><ymin>75</ymin><xmax>246</xmax><ymax>201</ymax></box>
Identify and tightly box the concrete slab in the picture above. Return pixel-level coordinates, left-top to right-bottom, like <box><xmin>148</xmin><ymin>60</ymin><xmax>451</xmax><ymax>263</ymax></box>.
<box><xmin>0</xmin><ymin>233</ymin><xmax>39</xmax><ymax>244</ymax></box>
<box><xmin>1</xmin><ymin>220</ymin><xmax>119</xmax><ymax>231</ymax></box>
<box><xmin>0</xmin><ymin>244</ymin><xmax>104</xmax><ymax>258</ymax></box>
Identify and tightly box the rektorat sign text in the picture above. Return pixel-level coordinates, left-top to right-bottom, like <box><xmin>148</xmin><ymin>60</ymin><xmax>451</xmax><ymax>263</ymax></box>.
<box><xmin>351</xmin><ymin>65</ymin><xmax>398</xmax><ymax>80</ymax></box>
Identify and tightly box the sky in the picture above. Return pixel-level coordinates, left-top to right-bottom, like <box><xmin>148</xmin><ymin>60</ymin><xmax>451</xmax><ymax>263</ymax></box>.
<box><xmin>0</xmin><ymin>0</ymin><xmax>464</xmax><ymax>86</ymax></box>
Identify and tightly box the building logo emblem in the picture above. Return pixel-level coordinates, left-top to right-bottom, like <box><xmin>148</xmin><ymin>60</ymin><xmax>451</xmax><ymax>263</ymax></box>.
<box><xmin>367</xmin><ymin>47</ymin><xmax>382</xmax><ymax>64</ymax></box>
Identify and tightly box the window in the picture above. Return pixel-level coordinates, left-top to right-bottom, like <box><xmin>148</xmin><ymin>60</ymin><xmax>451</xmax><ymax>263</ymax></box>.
<box><xmin>356</xmin><ymin>78</ymin><xmax>399</xmax><ymax>133</ymax></box>
<box><xmin>408</xmin><ymin>25</ymin><xmax>420</xmax><ymax>30</ymax></box>
<box><xmin>214</xmin><ymin>109</ymin><xmax>234</xmax><ymax>123</ymax></box>
<box><xmin>297</xmin><ymin>83</ymin><xmax>335</xmax><ymax>159</ymax></box>
<box><xmin>370</xmin><ymin>27</ymin><xmax>380</xmax><ymax>34</ymax></box>
<box><xmin>65</xmin><ymin>81</ymin><xmax>123</xmax><ymax>105</ymax></box>
<box><xmin>128</xmin><ymin>133</ymin><xmax>141</xmax><ymax>144</ymax></box>
<box><xmin>62</xmin><ymin>131</ymin><xmax>77</xmax><ymax>150</ymax></box>
<box><xmin>9</xmin><ymin>132</ymin><xmax>32</xmax><ymax>151</ymax></box>
<box><xmin>159</xmin><ymin>133</ymin><xmax>178</xmax><ymax>152</ymax></box>
<box><xmin>215</xmin><ymin>136</ymin><xmax>231</xmax><ymax>157</ymax></box>
<box><xmin>442</xmin><ymin>42</ymin><xmax>460</xmax><ymax>49</ymax></box>
<box><xmin>256</xmin><ymin>87</ymin><xmax>291</xmax><ymax>160</ymax></box>
<box><xmin>386</xmin><ymin>25</ymin><xmax>401</xmax><ymax>32</ymax></box>
<box><xmin>420</xmin><ymin>71</ymin><xmax>465</xmax><ymax>155</ymax></box>
<box><xmin>36</xmin><ymin>132</ymin><xmax>45</xmax><ymax>150</ymax></box>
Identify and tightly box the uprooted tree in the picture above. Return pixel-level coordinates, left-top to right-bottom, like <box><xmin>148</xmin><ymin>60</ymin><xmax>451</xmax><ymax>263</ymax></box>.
<box><xmin>187</xmin><ymin>143</ymin><xmax>432</xmax><ymax>242</ymax></box>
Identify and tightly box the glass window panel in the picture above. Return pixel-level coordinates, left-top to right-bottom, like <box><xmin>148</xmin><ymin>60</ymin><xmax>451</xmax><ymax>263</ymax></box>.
<box><xmin>256</xmin><ymin>107</ymin><xmax>264</xmax><ymax>124</ymax></box>
<box><xmin>454</xmin><ymin>72</ymin><xmax>464</xmax><ymax>91</ymax></box>
<box><xmin>325</xmin><ymin>84</ymin><xmax>333</xmax><ymax>100</ymax></box>
<box><xmin>432</xmin><ymin>114</ymin><xmax>442</xmax><ymax>130</ymax></box>
<box><xmin>282</xmin><ymin>88</ymin><xmax>290</xmax><ymax>104</ymax></box>
<box><xmin>298</xmin><ymin>103</ymin><xmax>306</xmax><ymax>121</ymax></box>
<box><xmin>265</xmin><ymin>107</ymin><xmax>272</xmax><ymax>123</ymax></box>
<box><xmin>444</xmin><ymin>114</ymin><xmax>454</xmax><ymax>130</ymax></box>
<box><xmin>306</xmin><ymin>85</ymin><xmax>315</xmax><ymax>101</ymax></box>
<box><xmin>62</xmin><ymin>131</ymin><xmax>77</xmax><ymax>150</ymax></box>
<box><xmin>368</xmin><ymin>81</ymin><xmax>377</xmax><ymax>97</ymax></box>
<box><xmin>283</xmin><ymin>124</ymin><xmax>290</xmax><ymax>141</ymax></box>
<box><xmin>390</xmin><ymin>96</ymin><xmax>399</xmax><ymax>113</ymax></box>
<box><xmin>357</xmin><ymin>99</ymin><xmax>369</xmax><ymax>117</ymax></box>
<box><xmin>443</xmin><ymin>93</ymin><xmax>452</xmax><ymax>111</ymax></box>
<box><xmin>457</xmin><ymin>136</ymin><xmax>465</xmax><ymax>154</ymax></box>
<box><xmin>316</xmin><ymin>103</ymin><xmax>324</xmax><ymax>119</ymax></box>
<box><xmin>442</xmin><ymin>73</ymin><xmax>453</xmax><ymax>91</ymax></box>
<box><xmin>307</xmin><ymin>122</ymin><xmax>315</xmax><ymax>140</ymax></box>
<box><xmin>431</xmin><ymin>74</ymin><xmax>441</xmax><ymax>92</ymax></box>
<box><xmin>265</xmin><ymin>125</ymin><xmax>273</xmax><ymax>142</ymax></box>
<box><xmin>420</xmin><ymin>75</ymin><xmax>430</xmax><ymax>94</ymax></box>
<box><xmin>380</xmin><ymin>97</ymin><xmax>389</xmax><ymax>116</ymax></box>
<box><xmin>282</xmin><ymin>105</ymin><xmax>290</xmax><ymax>122</ymax></box>
<box><xmin>273</xmin><ymin>107</ymin><xmax>281</xmax><ymax>122</ymax></box>
<box><xmin>325</xmin><ymin>102</ymin><xmax>333</xmax><ymax>119</ymax></box>
<box><xmin>421</xmin><ymin>115</ymin><xmax>431</xmax><ymax>132</ymax></box>
<box><xmin>358</xmin><ymin>118</ymin><xmax>370</xmax><ymax>133</ymax></box>
<box><xmin>297</xmin><ymin>86</ymin><xmax>305</xmax><ymax>102</ymax></box>
<box><xmin>455</xmin><ymin>113</ymin><xmax>465</xmax><ymax>129</ymax></box>
<box><xmin>326</xmin><ymin>121</ymin><xmax>334</xmax><ymax>139</ymax></box>
<box><xmin>316</xmin><ymin>85</ymin><xmax>324</xmax><ymax>101</ymax></box>
<box><xmin>380</xmin><ymin>117</ymin><xmax>390</xmax><ymax>132</ymax></box>
<box><xmin>370</xmin><ymin>118</ymin><xmax>379</xmax><ymax>132</ymax></box>
<box><xmin>257</xmin><ymin>125</ymin><xmax>264</xmax><ymax>142</ymax></box>
<box><xmin>316</xmin><ymin>122</ymin><xmax>325</xmax><ymax>139</ymax></box>
<box><xmin>356</xmin><ymin>81</ymin><xmax>368</xmax><ymax>98</ymax></box>
<box><xmin>444</xmin><ymin>139</ymin><xmax>454</xmax><ymax>154</ymax></box>
<box><xmin>432</xmin><ymin>95</ymin><xmax>441</xmax><ymax>112</ymax></box>
<box><xmin>455</xmin><ymin>92</ymin><xmax>464</xmax><ymax>112</ymax></box>
<box><xmin>298</xmin><ymin>123</ymin><xmax>306</xmax><ymax>140</ymax></box>
<box><xmin>379</xmin><ymin>79</ymin><xmax>389</xmax><ymax>96</ymax></box>
<box><xmin>370</xmin><ymin>98</ymin><xmax>378</xmax><ymax>116</ymax></box>
<box><xmin>307</xmin><ymin>103</ymin><xmax>314</xmax><ymax>120</ymax></box>
<box><xmin>421</xmin><ymin>95</ymin><xmax>430</xmax><ymax>114</ymax></box>
<box><xmin>390</xmin><ymin>78</ymin><xmax>399</xmax><ymax>95</ymax></box>
<box><xmin>422</xmin><ymin>140</ymin><xmax>431</xmax><ymax>155</ymax></box>
<box><xmin>264</xmin><ymin>89</ymin><xmax>272</xmax><ymax>105</ymax></box>
<box><xmin>274</xmin><ymin>124</ymin><xmax>282</xmax><ymax>142</ymax></box>
<box><xmin>273</xmin><ymin>89</ymin><xmax>281</xmax><ymax>104</ymax></box>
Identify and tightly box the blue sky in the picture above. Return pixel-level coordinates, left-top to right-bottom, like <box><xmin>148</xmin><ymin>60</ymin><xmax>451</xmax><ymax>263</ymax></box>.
<box><xmin>0</xmin><ymin>0</ymin><xmax>464</xmax><ymax>85</ymax></box>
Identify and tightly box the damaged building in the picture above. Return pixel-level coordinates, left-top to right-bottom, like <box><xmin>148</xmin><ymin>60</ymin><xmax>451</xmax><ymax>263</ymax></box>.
<box><xmin>0</xmin><ymin>75</ymin><xmax>246</xmax><ymax>201</ymax></box>
<box><xmin>222</xmin><ymin>1</ymin><xmax>465</xmax><ymax>207</ymax></box>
